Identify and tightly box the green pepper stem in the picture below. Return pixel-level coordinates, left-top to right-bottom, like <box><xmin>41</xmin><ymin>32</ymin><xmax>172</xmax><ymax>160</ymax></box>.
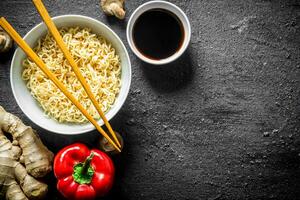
<box><xmin>81</xmin><ymin>152</ymin><xmax>94</xmax><ymax>174</ymax></box>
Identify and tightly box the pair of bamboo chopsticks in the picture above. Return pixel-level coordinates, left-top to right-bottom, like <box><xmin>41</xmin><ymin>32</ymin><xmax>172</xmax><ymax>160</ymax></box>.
<box><xmin>0</xmin><ymin>0</ymin><xmax>121</xmax><ymax>152</ymax></box>
<box><xmin>32</xmin><ymin>0</ymin><xmax>121</xmax><ymax>149</ymax></box>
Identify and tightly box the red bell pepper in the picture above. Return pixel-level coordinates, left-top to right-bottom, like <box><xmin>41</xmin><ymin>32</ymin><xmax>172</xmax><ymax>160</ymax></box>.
<box><xmin>54</xmin><ymin>143</ymin><xmax>115</xmax><ymax>200</ymax></box>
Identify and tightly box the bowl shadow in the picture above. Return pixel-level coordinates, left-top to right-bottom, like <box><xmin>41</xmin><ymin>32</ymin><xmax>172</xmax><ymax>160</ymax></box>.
<box><xmin>0</xmin><ymin>47</ymin><xmax>15</xmax><ymax>64</ymax></box>
<box><xmin>140</xmin><ymin>48</ymin><xmax>195</xmax><ymax>93</ymax></box>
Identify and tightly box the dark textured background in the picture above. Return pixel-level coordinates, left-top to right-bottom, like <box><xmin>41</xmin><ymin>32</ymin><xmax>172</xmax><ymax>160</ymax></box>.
<box><xmin>0</xmin><ymin>0</ymin><xmax>300</xmax><ymax>199</ymax></box>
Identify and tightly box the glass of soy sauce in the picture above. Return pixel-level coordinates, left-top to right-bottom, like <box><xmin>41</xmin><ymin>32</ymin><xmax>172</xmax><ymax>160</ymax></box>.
<box><xmin>127</xmin><ymin>1</ymin><xmax>191</xmax><ymax>65</ymax></box>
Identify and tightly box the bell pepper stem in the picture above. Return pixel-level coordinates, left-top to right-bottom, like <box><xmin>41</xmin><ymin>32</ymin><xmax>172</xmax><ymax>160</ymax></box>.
<box><xmin>81</xmin><ymin>152</ymin><xmax>94</xmax><ymax>174</ymax></box>
<box><xmin>73</xmin><ymin>152</ymin><xmax>95</xmax><ymax>184</ymax></box>
<box><xmin>73</xmin><ymin>153</ymin><xmax>94</xmax><ymax>184</ymax></box>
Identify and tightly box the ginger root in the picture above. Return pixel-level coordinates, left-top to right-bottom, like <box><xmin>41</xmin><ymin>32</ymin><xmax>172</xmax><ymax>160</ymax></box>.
<box><xmin>0</xmin><ymin>27</ymin><xmax>13</xmax><ymax>53</ymax></box>
<box><xmin>0</xmin><ymin>106</ymin><xmax>53</xmax><ymax>199</ymax></box>
<box><xmin>0</xmin><ymin>132</ymin><xmax>48</xmax><ymax>200</ymax></box>
<box><xmin>0</xmin><ymin>106</ymin><xmax>54</xmax><ymax>178</ymax></box>
<box><xmin>99</xmin><ymin>131</ymin><xmax>124</xmax><ymax>155</ymax></box>
<box><xmin>101</xmin><ymin>0</ymin><xmax>126</xmax><ymax>19</ymax></box>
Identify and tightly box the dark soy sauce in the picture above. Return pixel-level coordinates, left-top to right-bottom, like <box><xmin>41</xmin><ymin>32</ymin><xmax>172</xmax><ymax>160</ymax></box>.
<box><xmin>133</xmin><ymin>9</ymin><xmax>184</xmax><ymax>60</ymax></box>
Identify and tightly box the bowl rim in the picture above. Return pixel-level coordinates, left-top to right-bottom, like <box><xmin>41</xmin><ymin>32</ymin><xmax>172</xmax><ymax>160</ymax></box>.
<box><xmin>10</xmin><ymin>14</ymin><xmax>131</xmax><ymax>135</ymax></box>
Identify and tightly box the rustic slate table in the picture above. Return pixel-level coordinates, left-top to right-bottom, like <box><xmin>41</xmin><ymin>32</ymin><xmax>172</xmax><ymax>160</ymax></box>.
<box><xmin>0</xmin><ymin>0</ymin><xmax>300</xmax><ymax>199</ymax></box>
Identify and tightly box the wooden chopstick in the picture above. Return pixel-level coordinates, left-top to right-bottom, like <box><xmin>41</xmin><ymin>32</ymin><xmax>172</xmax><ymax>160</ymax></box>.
<box><xmin>32</xmin><ymin>0</ymin><xmax>121</xmax><ymax>148</ymax></box>
<box><xmin>0</xmin><ymin>17</ymin><xmax>121</xmax><ymax>152</ymax></box>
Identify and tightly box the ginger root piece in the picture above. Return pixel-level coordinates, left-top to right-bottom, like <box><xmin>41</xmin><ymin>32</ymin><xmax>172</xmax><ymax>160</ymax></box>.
<box><xmin>99</xmin><ymin>131</ymin><xmax>124</xmax><ymax>155</ymax></box>
<box><xmin>0</xmin><ymin>27</ymin><xmax>13</xmax><ymax>53</ymax></box>
<box><xmin>14</xmin><ymin>162</ymin><xmax>48</xmax><ymax>199</ymax></box>
<box><xmin>0</xmin><ymin>106</ymin><xmax>54</xmax><ymax>178</ymax></box>
<box><xmin>101</xmin><ymin>0</ymin><xmax>126</xmax><ymax>19</ymax></box>
<box><xmin>0</xmin><ymin>131</ymin><xmax>48</xmax><ymax>200</ymax></box>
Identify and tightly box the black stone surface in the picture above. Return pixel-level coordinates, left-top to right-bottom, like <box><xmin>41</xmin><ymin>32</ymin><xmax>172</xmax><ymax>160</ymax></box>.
<box><xmin>0</xmin><ymin>0</ymin><xmax>300</xmax><ymax>199</ymax></box>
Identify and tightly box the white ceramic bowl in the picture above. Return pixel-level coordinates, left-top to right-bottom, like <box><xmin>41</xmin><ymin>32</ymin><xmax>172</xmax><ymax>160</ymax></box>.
<box><xmin>127</xmin><ymin>0</ymin><xmax>191</xmax><ymax>65</ymax></box>
<box><xmin>10</xmin><ymin>15</ymin><xmax>131</xmax><ymax>135</ymax></box>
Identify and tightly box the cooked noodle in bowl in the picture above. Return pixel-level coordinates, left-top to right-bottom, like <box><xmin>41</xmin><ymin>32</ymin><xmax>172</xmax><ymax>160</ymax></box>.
<box><xmin>22</xmin><ymin>27</ymin><xmax>121</xmax><ymax>123</ymax></box>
